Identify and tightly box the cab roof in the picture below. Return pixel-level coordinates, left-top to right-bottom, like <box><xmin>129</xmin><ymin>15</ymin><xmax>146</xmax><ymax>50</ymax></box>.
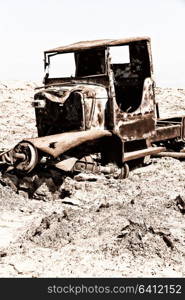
<box><xmin>45</xmin><ymin>36</ymin><xmax>150</xmax><ymax>54</ymax></box>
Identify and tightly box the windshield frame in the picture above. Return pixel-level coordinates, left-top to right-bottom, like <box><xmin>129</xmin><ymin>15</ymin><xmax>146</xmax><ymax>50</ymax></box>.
<box><xmin>44</xmin><ymin>47</ymin><xmax>109</xmax><ymax>80</ymax></box>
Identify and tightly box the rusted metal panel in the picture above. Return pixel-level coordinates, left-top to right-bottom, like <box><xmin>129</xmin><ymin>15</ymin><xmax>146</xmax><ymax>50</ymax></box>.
<box><xmin>54</xmin><ymin>157</ymin><xmax>78</xmax><ymax>171</ymax></box>
<box><xmin>113</xmin><ymin>69</ymin><xmax>155</xmax><ymax>142</ymax></box>
<box><xmin>150</xmin><ymin>125</ymin><xmax>181</xmax><ymax>142</ymax></box>
<box><xmin>45</xmin><ymin>37</ymin><xmax>150</xmax><ymax>54</ymax></box>
<box><xmin>117</xmin><ymin>114</ymin><xmax>155</xmax><ymax>141</ymax></box>
<box><xmin>115</xmin><ymin>77</ymin><xmax>155</xmax><ymax>118</ymax></box>
<box><xmin>139</xmin><ymin>78</ymin><xmax>155</xmax><ymax>113</ymax></box>
<box><xmin>26</xmin><ymin>129</ymin><xmax>112</xmax><ymax>158</ymax></box>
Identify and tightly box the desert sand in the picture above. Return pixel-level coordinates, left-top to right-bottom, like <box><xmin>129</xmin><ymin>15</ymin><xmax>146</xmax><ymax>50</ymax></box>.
<box><xmin>0</xmin><ymin>81</ymin><xmax>185</xmax><ymax>277</ymax></box>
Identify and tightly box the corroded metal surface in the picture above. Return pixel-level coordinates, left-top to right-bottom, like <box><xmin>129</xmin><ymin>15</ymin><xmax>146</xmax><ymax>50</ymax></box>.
<box><xmin>26</xmin><ymin>129</ymin><xmax>112</xmax><ymax>158</ymax></box>
<box><xmin>115</xmin><ymin>77</ymin><xmax>156</xmax><ymax>141</ymax></box>
<box><xmin>45</xmin><ymin>37</ymin><xmax>150</xmax><ymax>53</ymax></box>
<box><xmin>150</xmin><ymin>125</ymin><xmax>182</xmax><ymax>142</ymax></box>
<box><xmin>0</xmin><ymin>142</ymin><xmax>38</xmax><ymax>173</ymax></box>
<box><xmin>123</xmin><ymin>146</ymin><xmax>166</xmax><ymax>162</ymax></box>
<box><xmin>34</xmin><ymin>84</ymin><xmax>108</xmax><ymax>137</ymax></box>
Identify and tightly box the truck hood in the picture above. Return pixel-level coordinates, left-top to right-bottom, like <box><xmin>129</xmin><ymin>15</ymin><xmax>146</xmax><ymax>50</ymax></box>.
<box><xmin>34</xmin><ymin>83</ymin><xmax>107</xmax><ymax>103</ymax></box>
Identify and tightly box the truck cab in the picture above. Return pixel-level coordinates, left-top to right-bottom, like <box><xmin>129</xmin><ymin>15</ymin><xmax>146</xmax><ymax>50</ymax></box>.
<box><xmin>36</xmin><ymin>38</ymin><xmax>156</xmax><ymax>142</ymax></box>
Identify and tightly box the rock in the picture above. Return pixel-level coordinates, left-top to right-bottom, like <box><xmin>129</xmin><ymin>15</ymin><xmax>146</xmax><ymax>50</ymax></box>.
<box><xmin>175</xmin><ymin>195</ymin><xmax>185</xmax><ymax>213</ymax></box>
<box><xmin>0</xmin><ymin>250</ymin><xmax>7</xmax><ymax>257</ymax></box>
<box><xmin>62</xmin><ymin>198</ymin><xmax>80</xmax><ymax>206</ymax></box>
<box><xmin>74</xmin><ymin>173</ymin><xmax>99</xmax><ymax>182</ymax></box>
<box><xmin>96</xmin><ymin>203</ymin><xmax>110</xmax><ymax>212</ymax></box>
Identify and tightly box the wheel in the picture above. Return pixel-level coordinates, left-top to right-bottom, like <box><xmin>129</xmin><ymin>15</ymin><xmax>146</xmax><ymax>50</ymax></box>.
<box><xmin>13</xmin><ymin>141</ymin><xmax>38</xmax><ymax>173</ymax></box>
<box><xmin>118</xmin><ymin>163</ymin><xmax>129</xmax><ymax>179</ymax></box>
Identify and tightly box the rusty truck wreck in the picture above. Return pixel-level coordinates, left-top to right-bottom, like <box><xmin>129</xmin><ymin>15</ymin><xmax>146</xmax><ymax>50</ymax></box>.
<box><xmin>1</xmin><ymin>37</ymin><xmax>185</xmax><ymax>191</ymax></box>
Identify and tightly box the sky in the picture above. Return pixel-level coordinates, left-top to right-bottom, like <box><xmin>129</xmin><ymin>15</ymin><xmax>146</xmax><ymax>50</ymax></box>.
<box><xmin>0</xmin><ymin>0</ymin><xmax>185</xmax><ymax>87</ymax></box>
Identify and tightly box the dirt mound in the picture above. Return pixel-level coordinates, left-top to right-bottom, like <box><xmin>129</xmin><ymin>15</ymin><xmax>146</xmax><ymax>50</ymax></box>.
<box><xmin>24</xmin><ymin>212</ymin><xmax>72</xmax><ymax>248</ymax></box>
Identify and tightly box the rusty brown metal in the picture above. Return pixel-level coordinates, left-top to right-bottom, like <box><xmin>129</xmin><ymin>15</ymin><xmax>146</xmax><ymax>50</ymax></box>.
<box><xmin>34</xmin><ymin>84</ymin><xmax>108</xmax><ymax>137</ymax></box>
<box><xmin>123</xmin><ymin>146</ymin><xmax>166</xmax><ymax>162</ymax></box>
<box><xmin>0</xmin><ymin>142</ymin><xmax>38</xmax><ymax>173</ymax></box>
<box><xmin>153</xmin><ymin>152</ymin><xmax>185</xmax><ymax>159</ymax></box>
<box><xmin>45</xmin><ymin>37</ymin><xmax>150</xmax><ymax>54</ymax></box>
<box><xmin>26</xmin><ymin>129</ymin><xmax>112</xmax><ymax>158</ymax></box>
<box><xmin>150</xmin><ymin>125</ymin><xmax>181</xmax><ymax>143</ymax></box>
<box><xmin>54</xmin><ymin>157</ymin><xmax>78</xmax><ymax>171</ymax></box>
<box><xmin>118</xmin><ymin>114</ymin><xmax>155</xmax><ymax>141</ymax></box>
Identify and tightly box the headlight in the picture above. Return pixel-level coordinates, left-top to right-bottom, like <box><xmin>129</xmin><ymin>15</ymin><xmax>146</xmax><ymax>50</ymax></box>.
<box><xmin>32</xmin><ymin>99</ymin><xmax>46</xmax><ymax>108</ymax></box>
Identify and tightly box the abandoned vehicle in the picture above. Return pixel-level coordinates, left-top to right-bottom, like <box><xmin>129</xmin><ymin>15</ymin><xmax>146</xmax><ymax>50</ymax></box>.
<box><xmin>1</xmin><ymin>36</ymin><xmax>185</xmax><ymax>191</ymax></box>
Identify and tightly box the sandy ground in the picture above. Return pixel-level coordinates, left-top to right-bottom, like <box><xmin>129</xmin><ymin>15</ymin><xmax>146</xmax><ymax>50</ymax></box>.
<box><xmin>0</xmin><ymin>81</ymin><xmax>185</xmax><ymax>277</ymax></box>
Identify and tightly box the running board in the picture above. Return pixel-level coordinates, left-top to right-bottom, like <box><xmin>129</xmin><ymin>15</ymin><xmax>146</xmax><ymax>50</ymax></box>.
<box><xmin>123</xmin><ymin>146</ymin><xmax>166</xmax><ymax>162</ymax></box>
